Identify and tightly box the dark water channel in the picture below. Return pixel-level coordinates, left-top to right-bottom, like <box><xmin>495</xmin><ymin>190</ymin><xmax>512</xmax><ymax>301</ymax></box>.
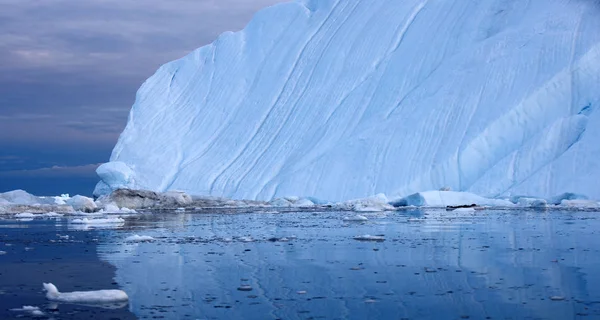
<box><xmin>1</xmin><ymin>209</ymin><xmax>600</xmax><ymax>319</ymax></box>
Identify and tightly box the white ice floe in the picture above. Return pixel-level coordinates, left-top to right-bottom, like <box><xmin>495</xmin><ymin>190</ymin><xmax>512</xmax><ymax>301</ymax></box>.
<box><xmin>337</xmin><ymin>194</ymin><xmax>395</xmax><ymax>212</ymax></box>
<box><xmin>391</xmin><ymin>191</ymin><xmax>513</xmax><ymax>208</ymax></box>
<box><xmin>343</xmin><ymin>215</ymin><xmax>369</xmax><ymax>222</ymax></box>
<box><xmin>43</xmin><ymin>283</ymin><xmax>129</xmax><ymax>303</ymax></box>
<box><xmin>10</xmin><ymin>305</ymin><xmax>44</xmax><ymax>316</ymax></box>
<box><xmin>515</xmin><ymin>197</ymin><xmax>548</xmax><ymax>208</ymax></box>
<box><xmin>452</xmin><ymin>208</ymin><xmax>476</xmax><ymax>213</ymax></box>
<box><xmin>71</xmin><ymin>217</ymin><xmax>125</xmax><ymax>225</ymax></box>
<box><xmin>269</xmin><ymin>197</ymin><xmax>315</xmax><ymax>208</ymax></box>
<box><xmin>125</xmin><ymin>235</ymin><xmax>155</xmax><ymax>242</ymax></box>
<box><xmin>0</xmin><ymin>251</ymin><xmax>6</xmax><ymax>255</ymax></box>
<box><xmin>353</xmin><ymin>235</ymin><xmax>385</xmax><ymax>242</ymax></box>
<box><xmin>238</xmin><ymin>236</ymin><xmax>254</xmax><ymax>243</ymax></box>
<box><xmin>14</xmin><ymin>212</ymin><xmax>35</xmax><ymax>218</ymax></box>
<box><xmin>560</xmin><ymin>199</ymin><xmax>600</xmax><ymax>208</ymax></box>
<box><xmin>66</xmin><ymin>195</ymin><xmax>97</xmax><ymax>212</ymax></box>
<box><xmin>98</xmin><ymin>203</ymin><xmax>137</xmax><ymax>214</ymax></box>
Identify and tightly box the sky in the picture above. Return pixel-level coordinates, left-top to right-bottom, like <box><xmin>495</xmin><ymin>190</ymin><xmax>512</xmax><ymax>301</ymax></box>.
<box><xmin>0</xmin><ymin>0</ymin><xmax>285</xmax><ymax>196</ymax></box>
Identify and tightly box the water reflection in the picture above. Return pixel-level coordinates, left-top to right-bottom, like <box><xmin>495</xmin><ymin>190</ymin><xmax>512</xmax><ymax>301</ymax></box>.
<box><xmin>99</xmin><ymin>210</ymin><xmax>600</xmax><ymax>319</ymax></box>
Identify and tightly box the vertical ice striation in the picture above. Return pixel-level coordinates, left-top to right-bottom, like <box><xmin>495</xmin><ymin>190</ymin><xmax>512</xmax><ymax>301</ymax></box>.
<box><xmin>97</xmin><ymin>0</ymin><xmax>600</xmax><ymax>201</ymax></box>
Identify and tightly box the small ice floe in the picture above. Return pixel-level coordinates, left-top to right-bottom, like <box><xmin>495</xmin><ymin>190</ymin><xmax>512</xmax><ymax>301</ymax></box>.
<box><xmin>238</xmin><ymin>236</ymin><xmax>254</xmax><ymax>243</ymax></box>
<box><xmin>0</xmin><ymin>251</ymin><xmax>7</xmax><ymax>255</ymax></box>
<box><xmin>175</xmin><ymin>207</ymin><xmax>186</xmax><ymax>213</ymax></box>
<box><xmin>353</xmin><ymin>235</ymin><xmax>385</xmax><ymax>242</ymax></box>
<box><xmin>237</xmin><ymin>285</ymin><xmax>253</xmax><ymax>291</ymax></box>
<box><xmin>10</xmin><ymin>305</ymin><xmax>44</xmax><ymax>316</ymax></box>
<box><xmin>43</xmin><ymin>283</ymin><xmax>129</xmax><ymax>303</ymax></box>
<box><xmin>550</xmin><ymin>296</ymin><xmax>565</xmax><ymax>301</ymax></box>
<box><xmin>560</xmin><ymin>199</ymin><xmax>600</xmax><ymax>209</ymax></box>
<box><xmin>43</xmin><ymin>212</ymin><xmax>64</xmax><ymax>217</ymax></box>
<box><xmin>452</xmin><ymin>207</ymin><xmax>476</xmax><ymax>213</ymax></box>
<box><xmin>125</xmin><ymin>235</ymin><xmax>155</xmax><ymax>243</ymax></box>
<box><xmin>98</xmin><ymin>203</ymin><xmax>137</xmax><ymax>214</ymax></box>
<box><xmin>343</xmin><ymin>215</ymin><xmax>369</xmax><ymax>222</ymax></box>
<box><xmin>71</xmin><ymin>217</ymin><xmax>125</xmax><ymax>225</ymax></box>
<box><xmin>15</xmin><ymin>212</ymin><xmax>36</xmax><ymax>218</ymax></box>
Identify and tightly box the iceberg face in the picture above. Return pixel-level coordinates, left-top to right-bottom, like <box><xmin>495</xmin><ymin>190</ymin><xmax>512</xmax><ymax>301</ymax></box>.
<box><xmin>98</xmin><ymin>0</ymin><xmax>600</xmax><ymax>201</ymax></box>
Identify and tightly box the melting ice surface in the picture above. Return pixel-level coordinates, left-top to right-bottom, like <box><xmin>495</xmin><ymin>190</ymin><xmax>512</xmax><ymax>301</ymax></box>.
<box><xmin>91</xmin><ymin>210</ymin><xmax>600</xmax><ymax>320</ymax></box>
<box><xmin>97</xmin><ymin>0</ymin><xmax>600</xmax><ymax>201</ymax></box>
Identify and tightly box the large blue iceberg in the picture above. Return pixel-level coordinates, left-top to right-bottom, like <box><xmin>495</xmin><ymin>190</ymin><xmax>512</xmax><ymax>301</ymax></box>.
<box><xmin>96</xmin><ymin>0</ymin><xmax>600</xmax><ymax>201</ymax></box>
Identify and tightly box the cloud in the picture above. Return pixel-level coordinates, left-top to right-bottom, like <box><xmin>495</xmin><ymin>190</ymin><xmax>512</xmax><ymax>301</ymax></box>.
<box><xmin>0</xmin><ymin>163</ymin><xmax>101</xmax><ymax>178</ymax></box>
<box><xmin>0</xmin><ymin>0</ymin><xmax>287</xmax><ymax>81</ymax></box>
<box><xmin>0</xmin><ymin>0</ymin><xmax>286</xmax><ymax>194</ymax></box>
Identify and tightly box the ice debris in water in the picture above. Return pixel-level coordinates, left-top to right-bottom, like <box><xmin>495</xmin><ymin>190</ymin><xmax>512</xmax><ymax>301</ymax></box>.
<box><xmin>343</xmin><ymin>215</ymin><xmax>369</xmax><ymax>222</ymax></box>
<box><xmin>238</xmin><ymin>236</ymin><xmax>254</xmax><ymax>243</ymax></box>
<box><xmin>43</xmin><ymin>283</ymin><xmax>129</xmax><ymax>303</ymax></box>
<box><xmin>14</xmin><ymin>213</ymin><xmax>35</xmax><ymax>218</ymax></box>
<box><xmin>125</xmin><ymin>235</ymin><xmax>155</xmax><ymax>242</ymax></box>
<box><xmin>353</xmin><ymin>235</ymin><xmax>385</xmax><ymax>242</ymax></box>
<box><xmin>452</xmin><ymin>207</ymin><xmax>476</xmax><ymax>213</ymax></box>
<box><xmin>98</xmin><ymin>203</ymin><xmax>137</xmax><ymax>214</ymax></box>
<box><xmin>10</xmin><ymin>305</ymin><xmax>44</xmax><ymax>316</ymax></box>
<box><xmin>0</xmin><ymin>251</ymin><xmax>6</xmax><ymax>255</ymax></box>
<box><xmin>71</xmin><ymin>217</ymin><xmax>125</xmax><ymax>225</ymax></box>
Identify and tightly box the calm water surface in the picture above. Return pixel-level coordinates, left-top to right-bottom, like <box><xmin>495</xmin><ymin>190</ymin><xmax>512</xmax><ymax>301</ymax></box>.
<box><xmin>1</xmin><ymin>209</ymin><xmax>600</xmax><ymax>320</ymax></box>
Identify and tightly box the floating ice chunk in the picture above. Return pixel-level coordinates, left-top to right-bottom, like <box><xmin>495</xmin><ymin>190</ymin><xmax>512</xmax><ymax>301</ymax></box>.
<box><xmin>343</xmin><ymin>215</ymin><xmax>369</xmax><ymax>222</ymax></box>
<box><xmin>125</xmin><ymin>235</ymin><xmax>155</xmax><ymax>242</ymax></box>
<box><xmin>10</xmin><ymin>305</ymin><xmax>44</xmax><ymax>316</ymax></box>
<box><xmin>71</xmin><ymin>217</ymin><xmax>125</xmax><ymax>225</ymax></box>
<box><xmin>67</xmin><ymin>195</ymin><xmax>97</xmax><ymax>213</ymax></box>
<box><xmin>548</xmin><ymin>193</ymin><xmax>589</xmax><ymax>205</ymax></box>
<box><xmin>560</xmin><ymin>199</ymin><xmax>600</xmax><ymax>208</ymax></box>
<box><xmin>292</xmin><ymin>198</ymin><xmax>315</xmax><ymax>207</ymax></box>
<box><xmin>353</xmin><ymin>235</ymin><xmax>385</xmax><ymax>242</ymax></box>
<box><xmin>98</xmin><ymin>203</ymin><xmax>137</xmax><ymax>214</ymax></box>
<box><xmin>238</xmin><ymin>236</ymin><xmax>254</xmax><ymax>242</ymax></box>
<box><xmin>337</xmin><ymin>194</ymin><xmax>394</xmax><ymax>212</ymax></box>
<box><xmin>515</xmin><ymin>197</ymin><xmax>548</xmax><ymax>208</ymax></box>
<box><xmin>452</xmin><ymin>207</ymin><xmax>476</xmax><ymax>213</ymax></box>
<box><xmin>44</xmin><ymin>212</ymin><xmax>64</xmax><ymax>217</ymax></box>
<box><xmin>0</xmin><ymin>251</ymin><xmax>6</xmax><ymax>255</ymax></box>
<box><xmin>269</xmin><ymin>198</ymin><xmax>292</xmax><ymax>207</ymax></box>
<box><xmin>391</xmin><ymin>191</ymin><xmax>513</xmax><ymax>208</ymax></box>
<box><xmin>43</xmin><ymin>283</ymin><xmax>129</xmax><ymax>303</ymax></box>
<box><xmin>14</xmin><ymin>212</ymin><xmax>35</xmax><ymax>218</ymax></box>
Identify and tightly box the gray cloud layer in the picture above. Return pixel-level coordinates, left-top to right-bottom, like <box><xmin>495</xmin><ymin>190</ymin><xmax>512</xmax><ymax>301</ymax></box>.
<box><xmin>0</xmin><ymin>0</ymin><xmax>286</xmax><ymax>193</ymax></box>
<box><xmin>0</xmin><ymin>0</ymin><xmax>285</xmax><ymax>164</ymax></box>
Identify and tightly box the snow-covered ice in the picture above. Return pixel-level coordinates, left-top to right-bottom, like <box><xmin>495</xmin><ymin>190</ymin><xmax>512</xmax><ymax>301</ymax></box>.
<box><xmin>43</xmin><ymin>283</ymin><xmax>129</xmax><ymax>303</ymax></box>
<box><xmin>94</xmin><ymin>0</ymin><xmax>600</xmax><ymax>202</ymax></box>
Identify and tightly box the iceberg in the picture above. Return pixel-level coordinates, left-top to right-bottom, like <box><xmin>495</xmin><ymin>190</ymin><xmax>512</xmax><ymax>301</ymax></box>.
<box><xmin>97</xmin><ymin>0</ymin><xmax>600</xmax><ymax>202</ymax></box>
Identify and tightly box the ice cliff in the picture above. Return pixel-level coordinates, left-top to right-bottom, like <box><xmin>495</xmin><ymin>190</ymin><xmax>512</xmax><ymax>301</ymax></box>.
<box><xmin>96</xmin><ymin>0</ymin><xmax>600</xmax><ymax>201</ymax></box>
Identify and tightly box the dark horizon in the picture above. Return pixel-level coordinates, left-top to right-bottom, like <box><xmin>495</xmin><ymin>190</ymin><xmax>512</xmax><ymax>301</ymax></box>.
<box><xmin>0</xmin><ymin>0</ymin><xmax>285</xmax><ymax>196</ymax></box>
